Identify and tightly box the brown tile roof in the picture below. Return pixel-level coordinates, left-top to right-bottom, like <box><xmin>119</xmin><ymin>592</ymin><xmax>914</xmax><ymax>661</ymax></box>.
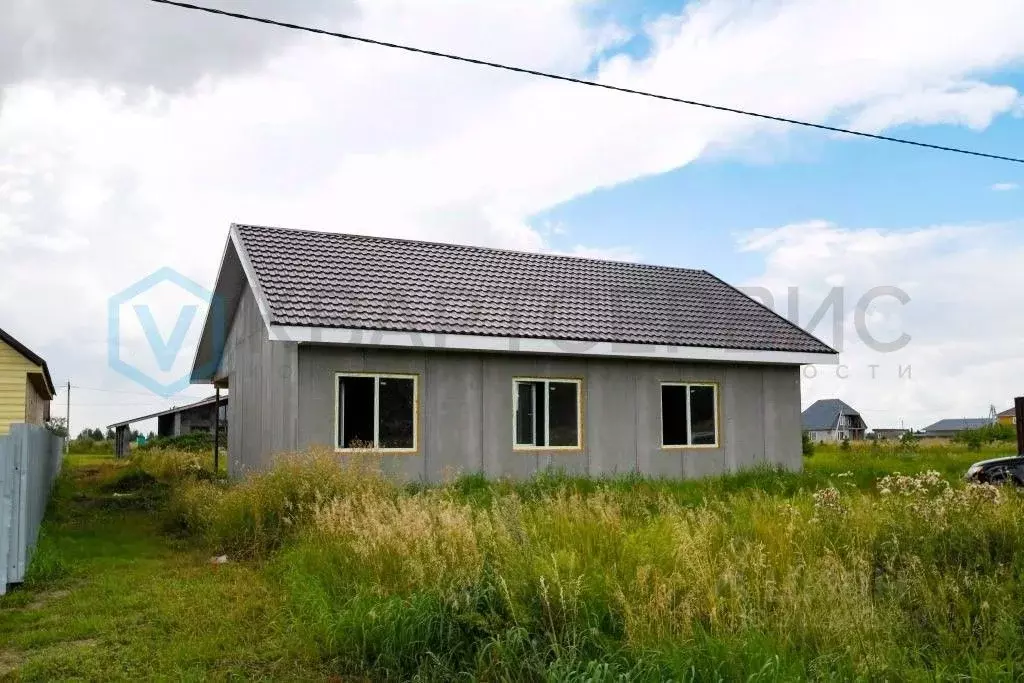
<box><xmin>234</xmin><ymin>223</ymin><xmax>835</xmax><ymax>354</ymax></box>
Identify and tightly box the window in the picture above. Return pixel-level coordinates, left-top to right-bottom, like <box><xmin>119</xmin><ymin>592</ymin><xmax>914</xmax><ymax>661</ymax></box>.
<box><xmin>336</xmin><ymin>374</ymin><xmax>417</xmax><ymax>451</ymax></box>
<box><xmin>661</xmin><ymin>383</ymin><xmax>718</xmax><ymax>447</ymax></box>
<box><xmin>513</xmin><ymin>378</ymin><xmax>581</xmax><ymax>449</ymax></box>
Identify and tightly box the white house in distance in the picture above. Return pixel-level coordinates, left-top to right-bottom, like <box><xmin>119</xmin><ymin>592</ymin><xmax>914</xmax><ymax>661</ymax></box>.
<box><xmin>801</xmin><ymin>399</ymin><xmax>867</xmax><ymax>443</ymax></box>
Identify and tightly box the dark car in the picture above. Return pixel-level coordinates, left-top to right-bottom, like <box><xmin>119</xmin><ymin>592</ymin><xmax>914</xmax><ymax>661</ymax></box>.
<box><xmin>965</xmin><ymin>456</ymin><xmax>1024</xmax><ymax>486</ymax></box>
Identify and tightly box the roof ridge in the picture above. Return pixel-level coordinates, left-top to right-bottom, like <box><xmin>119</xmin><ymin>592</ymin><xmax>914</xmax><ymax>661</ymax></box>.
<box><xmin>233</xmin><ymin>222</ymin><xmax>707</xmax><ymax>274</ymax></box>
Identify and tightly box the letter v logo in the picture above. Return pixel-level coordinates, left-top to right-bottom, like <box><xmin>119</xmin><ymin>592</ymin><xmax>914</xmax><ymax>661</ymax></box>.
<box><xmin>133</xmin><ymin>304</ymin><xmax>199</xmax><ymax>372</ymax></box>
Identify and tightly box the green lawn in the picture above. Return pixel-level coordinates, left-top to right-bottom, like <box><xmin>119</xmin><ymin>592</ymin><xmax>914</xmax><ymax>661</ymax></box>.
<box><xmin>0</xmin><ymin>445</ymin><xmax>1018</xmax><ymax>680</ymax></box>
<box><xmin>0</xmin><ymin>455</ymin><xmax>326</xmax><ymax>681</ymax></box>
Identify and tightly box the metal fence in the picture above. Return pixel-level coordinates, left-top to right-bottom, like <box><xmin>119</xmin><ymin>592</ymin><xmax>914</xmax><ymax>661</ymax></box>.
<box><xmin>0</xmin><ymin>424</ymin><xmax>64</xmax><ymax>595</ymax></box>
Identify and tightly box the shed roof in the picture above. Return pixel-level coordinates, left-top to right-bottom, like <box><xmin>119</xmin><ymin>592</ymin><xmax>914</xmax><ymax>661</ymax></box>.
<box><xmin>997</xmin><ymin>407</ymin><xmax>1016</xmax><ymax>418</ymax></box>
<box><xmin>231</xmin><ymin>224</ymin><xmax>835</xmax><ymax>354</ymax></box>
<box><xmin>921</xmin><ymin>418</ymin><xmax>992</xmax><ymax>433</ymax></box>
<box><xmin>0</xmin><ymin>326</ymin><xmax>56</xmax><ymax>398</ymax></box>
<box><xmin>107</xmin><ymin>394</ymin><xmax>226</xmax><ymax>429</ymax></box>
<box><xmin>801</xmin><ymin>399</ymin><xmax>862</xmax><ymax>431</ymax></box>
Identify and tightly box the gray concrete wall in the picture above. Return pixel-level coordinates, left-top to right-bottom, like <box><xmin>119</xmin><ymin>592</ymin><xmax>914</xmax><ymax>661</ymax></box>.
<box><xmin>217</xmin><ymin>288</ymin><xmax>298</xmax><ymax>477</ymax></box>
<box><xmin>177</xmin><ymin>403</ymin><xmax>222</xmax><ymax>435</ymax></box>
<box><xmin>294</xmin><ymin>345</ymin><xmax>803</xmax><ymax>483</ymax></box>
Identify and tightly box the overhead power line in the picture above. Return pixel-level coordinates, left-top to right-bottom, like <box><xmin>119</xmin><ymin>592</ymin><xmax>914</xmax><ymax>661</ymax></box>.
<box><xmin>69</xmin><ymin>384</ymin><xmax>210</xmax><ymax>399</ymax></box>
<box><xmin>146</xmin><ymin>0</ymin><xmax>1024</xmax><ymax>165</ymax></box>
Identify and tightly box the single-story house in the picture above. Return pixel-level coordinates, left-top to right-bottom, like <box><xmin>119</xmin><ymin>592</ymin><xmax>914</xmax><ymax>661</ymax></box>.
<box><xmin>108</xmin><ymin>394</ymin><xmax>228</xmax><ymax>457</ymax></box>
<box><xmin>996</xmin><ymin>407</ymin><xmax>1017</xmax><ymax>426</ymax></box>
<box><xmin>870</xmin><ymin>428</ymin><xmax>909</xmax><ymax>441</ymax></box>
<box><xmin>0</xmin><ymin>327</ymin><xmax>56</xmax><ymax>436</ymax></box>
<box><xmin>801</xmin><ymin>399</ymin><xmax>867</xmax><ymax>443</ymax></box>
<box><xmin>190</xmin><ymin>224</ymin><xmax>838</xmax><ymax>481</ymax></box>
<box><xmin>920</xmin><ymin>418</ymin><xmax>992</xmax><ymax>439</ymax></box>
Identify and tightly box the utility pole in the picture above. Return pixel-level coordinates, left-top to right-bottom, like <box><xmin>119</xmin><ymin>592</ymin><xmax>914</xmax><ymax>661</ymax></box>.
<box><xmin>65</xmin><ymin>380</ymin><xmax>71</xmax><ymax>454</ymax></box>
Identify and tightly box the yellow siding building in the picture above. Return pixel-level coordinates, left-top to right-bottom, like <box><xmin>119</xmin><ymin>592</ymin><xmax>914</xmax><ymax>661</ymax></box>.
<box><xmin>997</xmin><ymin>407</ymin><xmax>1017</xmax><ymax>427</ymax></box>
<box><xmin>0</xmin><ymin>328</ymin><xmax>56</xmax><ymax>436</ymax></box>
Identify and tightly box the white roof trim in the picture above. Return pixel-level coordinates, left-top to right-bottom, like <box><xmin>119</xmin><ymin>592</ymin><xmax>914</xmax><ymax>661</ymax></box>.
<box><xmin>229</xmin><ymin>223</ymin><xmax>275</xmax><ymax>333</ymax></box>
<box><xmin>268</xmin><ymin>325</ymin><xmax>839</xmax><ymax>365</ymax></box>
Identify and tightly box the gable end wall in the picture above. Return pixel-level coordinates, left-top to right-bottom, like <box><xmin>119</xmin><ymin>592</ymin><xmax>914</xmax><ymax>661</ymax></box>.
<box><xmin>217</xmin><ymin>286</ymin><xmax>298</xmax><ymax>476</ymax></box>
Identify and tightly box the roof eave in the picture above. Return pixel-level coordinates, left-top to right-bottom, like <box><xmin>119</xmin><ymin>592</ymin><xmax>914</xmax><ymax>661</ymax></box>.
<box><xmin>189</xmin><ymin>225</ymin><xmax>278</xmax><ymax>383</ymax></box>
<box><xmin>0</xmin><ymin>327</ymin><xmax>56</xmax><ymax>398</ymax></box>
<box><xmin>269</xmin><ymin>324</ymin><xmax>839</xmax><ymax>365</ymax></box>
<box><xmin>107</xmin><ymin>394</ymin><xmax>226</xmax><ymax>429</ymax></box>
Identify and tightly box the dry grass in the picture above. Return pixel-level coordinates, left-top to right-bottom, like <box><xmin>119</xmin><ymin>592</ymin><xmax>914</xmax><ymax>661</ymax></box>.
<box><xmin>14</xmin><ymin>446</ymin><xmax>1024</xmax><ymax>680</ymax></box>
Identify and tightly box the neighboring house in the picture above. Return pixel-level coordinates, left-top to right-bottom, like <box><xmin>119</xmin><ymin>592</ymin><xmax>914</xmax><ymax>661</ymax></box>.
<box><xmin>996</xmin><ymin>407</ymin><xmax>1017</xmax><ymax>426</ymax></box>
<box><xmin>0</xmin><ymin>327</ymin><xmax>56</xmax><ymax>436</ymax></box>
<box><xmin>109</xmin><ymin>394</ymin><xmax>228</xmax><ymax>457</ymax></box>
<box><xmin>920</xmin><ymin>418</ymin><xmax>992</xmax><ymax>439</ymax></box>
<box><xmin>871</xmin><ymin>428</ymin><xmax>909</xmax><ymax>441</ymax></box>
<box><xmin>801</xmin><ymin>399</ymin><xmax>867</xmax><ymax>443</ymax></box>
<box><xmin>190</xmin><ymin>224</ymin><xmax>838</xmax><ymax>481</ymax></box>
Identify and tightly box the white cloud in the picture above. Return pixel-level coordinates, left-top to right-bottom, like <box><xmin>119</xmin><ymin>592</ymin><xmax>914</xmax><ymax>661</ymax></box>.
<box><xmin>4</xmin><ymin>0</ymin><xmax>1024</xmax><ymax>429</ymax></box>
<box><xmin>559</xmin><ymin>245</ymin><xmax>641</xmax><ymax>261</ymax></box>
<box><xmin>0</xmin><ymin>0</ymin><xmax>350</xmax><ymax>92</ymax></box>
<box><xmin>846</xmin><ymin>82</ymin><xmax>1021</xmax><ymax>133</ymax></box>
<box><xmin>992</xmin><ymin>182</ymin><xmax>1019</xmax><ymax>191</ymax></box>
<box><xmin>740</xmin><ymin>220</ymin><xmax>1024</xmax><ymax>430</ymax></box>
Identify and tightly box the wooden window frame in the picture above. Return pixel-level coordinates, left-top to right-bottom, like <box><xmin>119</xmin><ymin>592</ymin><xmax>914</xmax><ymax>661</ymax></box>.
<box><xmin>659</xmin><ymin>381</ymin><xmax>720</xmax><ymax>450</ymax></box>
<box><xmin>512</xmin><ymin>377</ymin><xmax>584</xmax><ymax>452</ymax></box>
<box><xmin>334</xmin><ymin>372</ymin><xmax>419</xmax><ymax>454</ymax></box>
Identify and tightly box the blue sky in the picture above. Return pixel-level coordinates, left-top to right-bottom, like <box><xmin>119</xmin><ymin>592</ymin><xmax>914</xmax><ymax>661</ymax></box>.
<box><xmin>540</xmin><ymin>88</ymin><xmax>1024</xmax><ymax>283</ymax></box>
<box><xmin>542</xmin><ymin>0</ymin><xmax>1024</xmax><ymax>282</ymax></box>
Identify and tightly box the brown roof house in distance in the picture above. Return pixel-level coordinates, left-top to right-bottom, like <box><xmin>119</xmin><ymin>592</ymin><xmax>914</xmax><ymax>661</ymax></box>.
<box><xmin>190</xmin><ymin>224</ymin><xmax>838</xmax><ymax>481</ymax></box>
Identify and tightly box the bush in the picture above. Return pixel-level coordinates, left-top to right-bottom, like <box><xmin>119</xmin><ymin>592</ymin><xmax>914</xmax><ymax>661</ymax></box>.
<box><xmin>801</xmin><ymin>431</ymin><xmax>815</xmax><ymax>457</ymax></box>
<box><xmin>900</xmin><ymin>431</ymin><xmax>920</xmax><ymax>448</ymax></box>
<box><xmin>131</xmin><ymin>450</ymin><xmax>221</xmax><ymax>485</ymax></box>
<box><xmin>169</xmin><ymin>449</ymin><xmax>391</xmax><ymax>558</ymax></box>
<box><xmin>955</xmin><ymin>429</ymin><xmax>985</xmax><ymax>451</ymax></box>
<box><xmin>138</xmin><ymin>431</ymin><xmax>224</xmax><ymax>454</ymax></box>
<box><xmin>23</xmin><ymin>530</ymin><xmax>71</xmax><ymax>586</ymax></box>
<box><xmin>67</xmin><ymin>437</ymin><xmax>114</xmax><ymax>455</ymax></box>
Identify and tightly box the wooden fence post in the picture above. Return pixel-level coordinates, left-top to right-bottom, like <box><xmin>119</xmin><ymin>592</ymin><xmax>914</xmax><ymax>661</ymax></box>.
<box><xmin>1015</xmin><ymin>396</ymin><xmax>1024</xmax><ymax>457</ymax></box>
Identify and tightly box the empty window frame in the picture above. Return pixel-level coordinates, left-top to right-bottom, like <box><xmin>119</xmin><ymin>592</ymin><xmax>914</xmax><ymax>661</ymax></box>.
<box><xmin>336</xmin><ymin>373</ymin><xmax>417</xmax><ymax>451</ymax></box>
<box><xmin>513</xmin><ymin>378</ymin><xmax>582</xmax><ymax>449</ymax></box>
<box><xmin>661</xmin><ymin>383</ymin><xmax>718</xmax><ymax>448</ymax></box>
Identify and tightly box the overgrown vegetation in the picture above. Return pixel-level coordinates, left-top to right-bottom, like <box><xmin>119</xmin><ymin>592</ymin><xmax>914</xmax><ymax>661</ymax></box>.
<box><xmin>137</xmin><ymin>430</ymin><xmax>225</xmax><ymax>454</ymax></box>
<box><xmin>953</xmin><ymin>422</ymin><xmax>1018</xmax><ymax>450</ymax></box>
<box><xmin>3</xmin><ymin>442</ymin><xmax>1020</xmax><ymax>680</ymax></box>
<box><xmin>801</xmin><ymin>430</ymin><xmax>815</xmax><ymax>456</ymax></box>
<box><xmin>0</xmin><ymin>454</ymin><xmax>324</xmax><ymax>680</ymax></box>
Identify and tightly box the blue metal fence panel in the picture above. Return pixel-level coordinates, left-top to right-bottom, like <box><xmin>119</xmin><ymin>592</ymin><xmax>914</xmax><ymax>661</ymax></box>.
<box><xmin>0</xmin><ymin>424</ymin><xmax>63</xmax><ymax>595</ymax></box>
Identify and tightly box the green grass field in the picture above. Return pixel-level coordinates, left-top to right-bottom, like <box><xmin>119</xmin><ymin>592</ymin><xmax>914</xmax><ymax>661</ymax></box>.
<box><xmin>0</xmin><ymin>443</ymin><xmax>1019</xmax><ymax>681</ymax></box>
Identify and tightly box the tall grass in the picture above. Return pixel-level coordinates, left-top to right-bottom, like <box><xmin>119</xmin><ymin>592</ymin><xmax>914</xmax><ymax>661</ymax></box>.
<box><xmin>153</xmin><ymin>447</ymin><xmax>1023</xmax><ymax>679</ymax></box>
<box><xmin>162</xmin><ymin>448</ymin><xmax>393</xmax><ymax>557</ymax></box>
<box><xmin>276</xmin><ymin>479</ymin><xmax>1024</xmax><ymax>678</ymax></box>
